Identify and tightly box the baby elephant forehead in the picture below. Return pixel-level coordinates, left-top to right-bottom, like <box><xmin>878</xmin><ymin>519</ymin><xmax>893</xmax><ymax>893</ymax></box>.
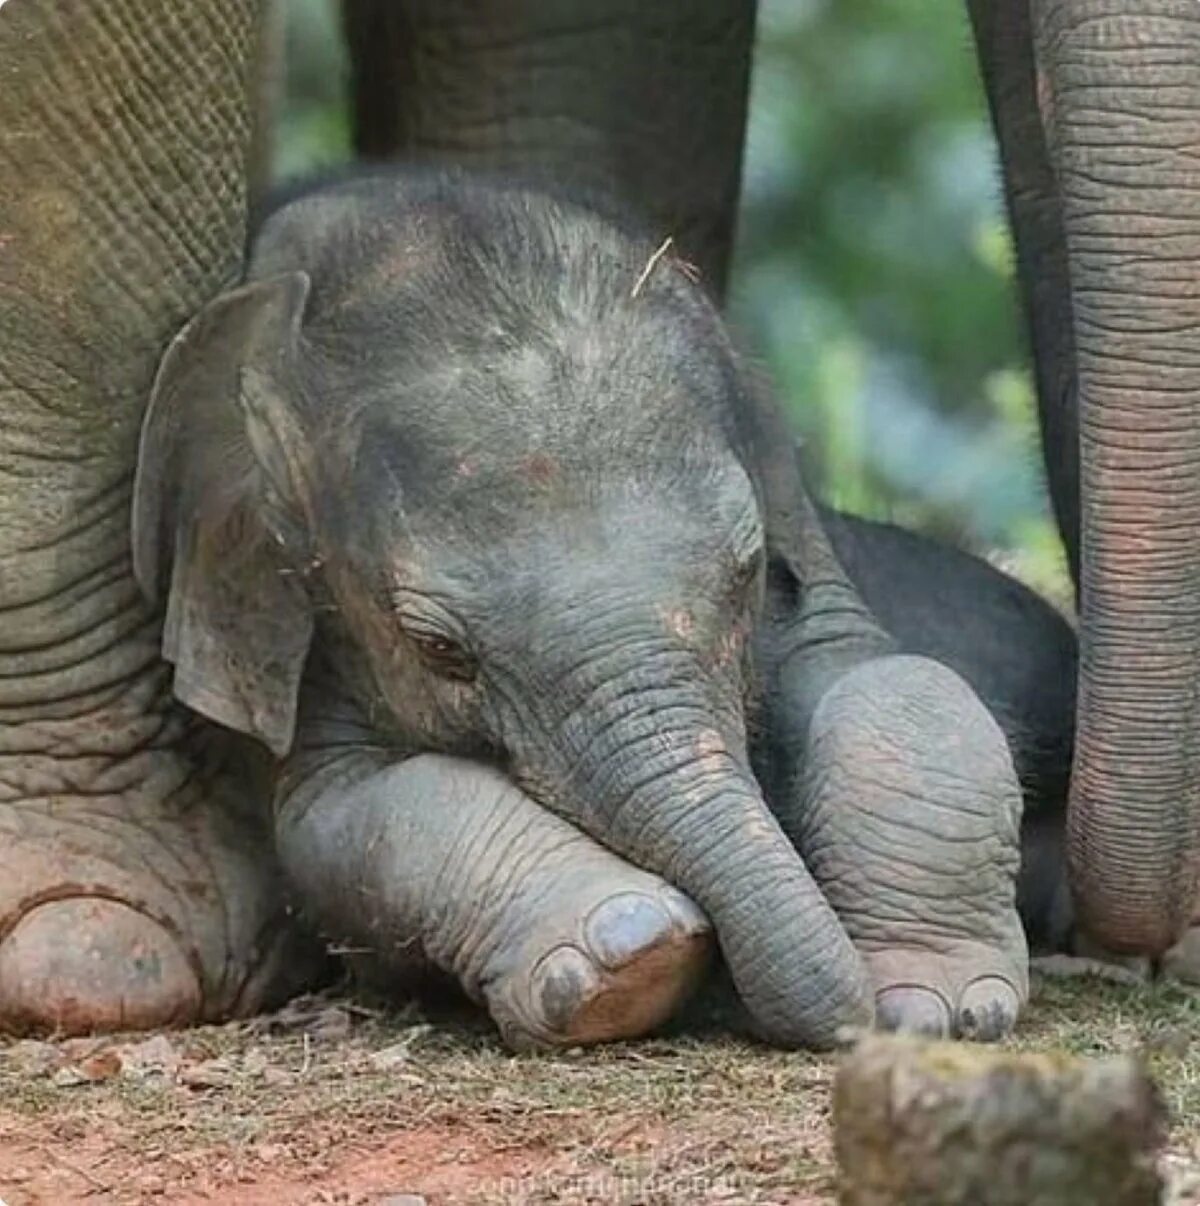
<box><xmin>345</xmin><ymin>398</ymin><xmax>755</xmax><ymax>538</ymax></box>
<box><xmin>334</xmin><ymin>231</ymin><xmax>438</xmax><ymax>309</ymax></box>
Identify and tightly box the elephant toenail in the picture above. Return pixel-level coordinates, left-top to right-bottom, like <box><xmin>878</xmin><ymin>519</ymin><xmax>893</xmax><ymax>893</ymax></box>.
<box><xmin>583</xmin><ymin>893</ymin><xmax>677</xmax><ymax>971</ymax></box>
<box><xmin>655</xmin><ymin>887</ymin><xmax>711</xmax><ymax>940</ymax></box>
<box><xmin>529</xmin><ymin>944</ymin><xmax>603</xmax><ymax>1032</ymax></box>
<box><xmin>875</xmin><ymin>986</ymin><xmax>952</xmax><ymax>1037</ymax></box>
<box><xmin>956</xmin><ymin>976</ymin><xmax>1021</xmax><ymax>1041</ymax></box>
<box><xmin>0</xmin><ymin>898</ymin><xmax>201</xmax><ymax>1034</ymax></box>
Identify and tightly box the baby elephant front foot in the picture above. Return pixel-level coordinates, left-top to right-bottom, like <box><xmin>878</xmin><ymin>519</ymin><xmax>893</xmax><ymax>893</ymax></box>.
<box><xmin>420</xmin><ymin>765</ymin><xmax>715</xmax><ymax>1049</ymax></box>
<box><xmin>785</xmin><ymin>655</ymin><xmax>1028</xmax><ymax>1040</ymax></box>
<box><xmin>278</xmin><ymin>754</ymin><xmax>711</xmax><ymax>1051</ymax></box>
<box><xmin>485</xmin><ymin>879</ymin><xmax>711</xmax><ymax>1051</ymax></box>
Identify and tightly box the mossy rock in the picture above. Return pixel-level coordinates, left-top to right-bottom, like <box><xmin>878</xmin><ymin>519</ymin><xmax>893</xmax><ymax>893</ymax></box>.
<box><xmin>834</xmin><ymin>1033</ymin><xmax>1164</xmax><ymax>1205</ymax></box>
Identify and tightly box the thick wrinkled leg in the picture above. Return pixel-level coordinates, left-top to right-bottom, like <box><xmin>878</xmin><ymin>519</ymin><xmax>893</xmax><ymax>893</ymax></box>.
<box><xmin>0</xmin><ymin>4</ymin><xmax>315</xmax><ymax>1033</ymax></box>
<box><xmin>765</xmin><ymin>655</ymin><xmax>1029</xmax><ymax>1040</ymax></box>
<box><xmin>275</xmin><ymin>751</ymin><xmax>711</xmax><ymax>1050</ymax></box>
<box><xmin>0</xmin><ymin>713</ymin><xmax>318</xmax><ymax>1035</ymax></box>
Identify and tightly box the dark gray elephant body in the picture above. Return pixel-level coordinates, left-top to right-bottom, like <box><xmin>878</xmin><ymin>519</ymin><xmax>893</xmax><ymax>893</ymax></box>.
<box><xmin>823</xmin><ymin>509</ymin><xmax>1077</xmax><ymax>825</ymax></box>
<box><xmin>128</xmin><ymin>169</ymin><xmax>1030</xmax><ymax>1047</ymax></box>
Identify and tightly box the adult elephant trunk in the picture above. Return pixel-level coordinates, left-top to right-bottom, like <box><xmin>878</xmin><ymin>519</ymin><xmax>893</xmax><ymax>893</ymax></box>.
<box><xmin>508</xmin><ymin>658</ymin><xmax>873</xmax><ymax>1049</ymax></box>
<box><xmin>1036</xmin><ymin>0</ymin><xmax>1200</xmax><ymax>951</ymax></box>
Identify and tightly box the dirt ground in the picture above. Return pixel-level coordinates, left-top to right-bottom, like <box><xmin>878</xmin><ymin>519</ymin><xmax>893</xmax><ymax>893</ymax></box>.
<box><xmin>0</xmin><ymin>974</ymin><xmax>1198</xmax><ymax>1205</ymax></box>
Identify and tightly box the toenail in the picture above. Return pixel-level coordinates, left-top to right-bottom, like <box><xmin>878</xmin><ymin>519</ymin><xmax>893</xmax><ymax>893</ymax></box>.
<box><xmin>656</xmin><ymin>887</ymin><xmax>711</xmax><ymax>938</ymax></box>
<box><xmin>529</xmin><ymin>944</ymin><xmax>602</xmax><ymax>1032</ymax></box>
<box><xmin>957</xmin><ymin>976</ymin><xmax>1021</xmax><ymax>1041</ymax></box>
<box><xmin>583</xmin><ymin>893</ymin><xmax>675</xmax><ymax>971</ymax></box>
<box><xmin>875</xmin><ymin>985</ymin><xmax>953</xmax><ymax>1038</ymax></box>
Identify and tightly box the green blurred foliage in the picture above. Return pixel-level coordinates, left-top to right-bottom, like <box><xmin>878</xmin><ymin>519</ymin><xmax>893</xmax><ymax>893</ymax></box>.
<box><xmin>275</xmin><ymin>0</ymin><xmax>1068</xmax><ymax>591</ymax></box>
<box><xmin>274</xmin><ymin>0</ymin><xmax>350</xmax><ymax>181</ymax></box>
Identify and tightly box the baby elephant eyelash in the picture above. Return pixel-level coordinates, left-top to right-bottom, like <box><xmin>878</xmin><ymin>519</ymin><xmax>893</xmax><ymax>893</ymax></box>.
<box><xmin>400</xmin><ymin>620</ymin><xmax>478</xmax><ymax>683</ymax></box>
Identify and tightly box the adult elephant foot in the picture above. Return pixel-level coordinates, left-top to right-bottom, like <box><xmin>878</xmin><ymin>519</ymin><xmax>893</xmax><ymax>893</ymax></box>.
<box><xmin>770</xmin><ymin>655</ymin><xmax>1028</xmax><ymax>1040</ymax></box>
<box><xmin>0</xmin><ymin>722</ymin><xmax>318</xmax><ymax>1035</ymax></box>
<box><xmin>275</xmin><ymin>753</ymin><xmax>713</xmax><ymax>1051</ymax></box>
<box><xmin>0</xmin><ymin>0</ymin><xmax>316</xmax><ymax>1038</ymax></box>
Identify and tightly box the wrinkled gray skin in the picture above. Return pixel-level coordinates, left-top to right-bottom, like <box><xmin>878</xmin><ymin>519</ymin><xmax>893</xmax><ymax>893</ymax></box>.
<box><xmin>837</xmin><ymin>510</ymin><xmax>1200</xmax><ymax>984</ymax></box>
<box><xmin>344</xmin><ymin>0</ymin><xmax>1200</xmax><ymax>967</ymax></box>
<box><xmin>968</xmin><ymin>0</ymin><xmax>1200</xmax><ymax>958</ymax></box>
<box><xmin>126</xmin><ymin>169</ymin><xmax>1028</xmax><ymax>1049</ymax></box>
<box><xmin>823</xmin><ymin>511</ymin><xmax>1078</xmax><ymax>955</ymax></box>
<box><xmin>0</xmin><ymin>1</ymin><xmax>315</xmax><ymax>1036</ymax></box>
<box><xmin>0</xmin><ymin>0</ymin><xmax>1066</xmax><ymax>1056</ymax></box>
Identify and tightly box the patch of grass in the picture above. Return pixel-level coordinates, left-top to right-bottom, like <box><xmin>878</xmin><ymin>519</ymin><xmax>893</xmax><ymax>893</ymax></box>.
<box><xmin>1020</xmin><ymin>976</ymin><xmax>1200</xmax><ymax>1128</ymax></box>
<box><xmin>2</xmin><ymin>975</ymin><xmax>1199</xmax><ymax>1204</ymax></box>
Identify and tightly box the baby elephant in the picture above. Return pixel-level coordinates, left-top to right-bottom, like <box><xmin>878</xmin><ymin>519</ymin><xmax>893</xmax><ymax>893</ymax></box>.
<box><xmin>133</xmin><ymin>170</ymin><xmax>1026</xmax><ymax>1050</ymax></box>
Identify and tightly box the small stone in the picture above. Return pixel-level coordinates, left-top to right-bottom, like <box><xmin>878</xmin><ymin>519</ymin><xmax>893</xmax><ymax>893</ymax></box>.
<box><xmin>51</xmin><ymin>1047</ymin><xmax>122</xmax><ymax>1086</ymax></box>
<box><xmin>369</xmin><ymin>1044</ymin><xmax>411</xmax><ymax>1072</ymax></box>
<box><xmin>179</xmin><ymin>1057</ymin><xmax>233</xmax><ymax>1090</ymax></box>
<box><xmin>5</xmin><ymin>1039</ymin><xmax>62</xmax><ymax>1078</ymax></box>
<box><xmin>376</xmin><ymin>1196</ymin><xmax>428</xmax><ymax>1206</ymax></box>
<box><xmin>77</xmin><ymin>1048</ymin><xmax>122</xmax><ymax>1082</ymax></box>
<box><xmin>52</xmin><ymin>1065</ymin><xmax>91</xmax><ymax>1088</ymax></box>
<box><xmin>242</xmin><ymin>1046</ymin><xmax>270</xmax><ymax>1077</ymax></box>
<box><xmin>60</xmin><ymin>1037</ymin><xmax>106</xmax><ymax>1062</ymax></box>
<box><xmin>117</xmin><ymin>1034</ymin><xmax>181</xmax><ymax>1081</ymax></box>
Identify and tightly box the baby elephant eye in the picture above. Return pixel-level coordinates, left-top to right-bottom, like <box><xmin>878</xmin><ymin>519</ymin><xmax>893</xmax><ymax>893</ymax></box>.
<box><xmin>407</xmin><ymin>628</ymin><xmax>478</xmax><ymax>683</ymax></box>
<box><xmin>392</xmin><ymin>590</ymin><xmax>477</xmax><ymax>682</ymax></box>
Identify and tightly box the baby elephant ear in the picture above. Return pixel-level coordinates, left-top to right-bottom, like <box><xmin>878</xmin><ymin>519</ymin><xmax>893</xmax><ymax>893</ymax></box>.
<box><xmin>132</xmin><ymin>272</ymin><xmax>315</xmax><ymax>757</ymax></box>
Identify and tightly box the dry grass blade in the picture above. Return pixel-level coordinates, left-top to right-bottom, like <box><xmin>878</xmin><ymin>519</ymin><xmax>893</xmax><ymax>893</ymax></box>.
<box><xmin>631</xmin><ymin>236</ymin><xmax>675</xmax><ymax>299</ymax></box>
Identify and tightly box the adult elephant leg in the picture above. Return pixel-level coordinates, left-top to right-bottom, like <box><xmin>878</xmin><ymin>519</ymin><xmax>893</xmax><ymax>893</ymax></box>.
<box><xmin>0</xmin><ymin>2</ymin><xmax>315</xmax><ymax>1033</ymax></box>
<box><xmin>968</xmin><ymin>0</ymin><xmax>1080</xmax><ymax>586</ymax></box>
<box><xmin>1033</xmin><ymin>0</ymin><xmax>1200</xmax><ymax>953</ymax></box>
<box><xmin>756</xmin><ymin>498</ymin><xmax>1028</xmax><ymax>1039</ymax></box>
<box><xmin>340</xmin><ymin>0</ymin><xmax>757</xmax><ymax>295</ymax></box>
<box><xmin>275</xmin><ymin>749</ymin><xmax>711</xmax><ymax>1051</ymax></box>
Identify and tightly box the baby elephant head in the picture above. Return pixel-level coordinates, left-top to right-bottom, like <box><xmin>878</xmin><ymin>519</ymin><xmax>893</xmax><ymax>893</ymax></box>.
<box><xmin>132</xmin><ymin>172</ymin><xmax>872</xmax><ymax>1048</ymax></box>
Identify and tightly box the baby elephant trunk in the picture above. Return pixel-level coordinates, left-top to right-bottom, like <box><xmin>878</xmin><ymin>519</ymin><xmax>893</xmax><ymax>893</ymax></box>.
<box><xmin>523</xmin><ymin>685</ymin><xmax>873</xmax><ymax>1049</ymax></box>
